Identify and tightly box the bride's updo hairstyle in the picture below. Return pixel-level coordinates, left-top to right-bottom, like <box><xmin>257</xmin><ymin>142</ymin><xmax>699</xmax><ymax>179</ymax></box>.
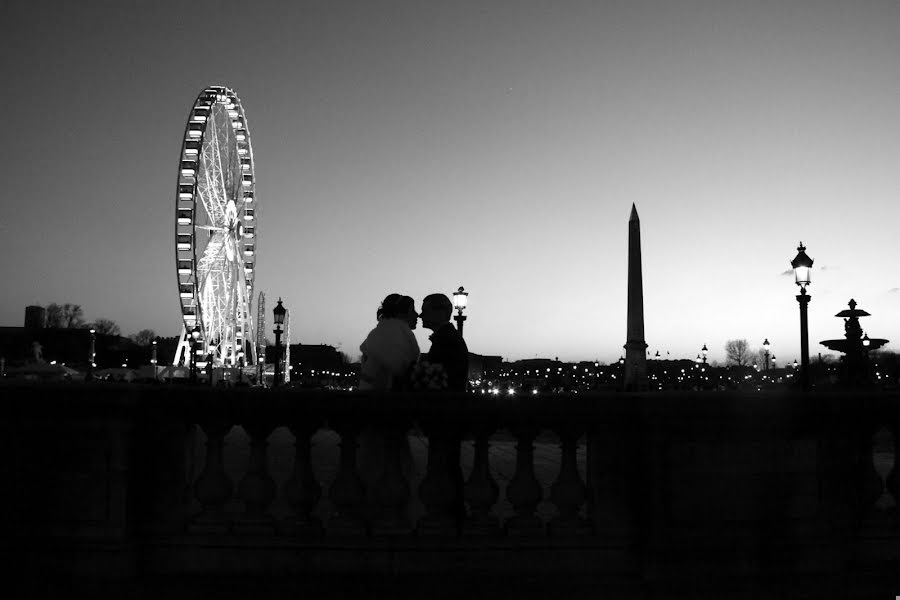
<box><xmin>377</xmin><ymin>294</ymin><xmax>414</xmax><ymax>320</ymax></box>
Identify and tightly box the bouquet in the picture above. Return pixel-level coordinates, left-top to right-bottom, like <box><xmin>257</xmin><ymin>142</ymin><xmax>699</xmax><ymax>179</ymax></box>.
<box><xmin>409</xmin><ymin>360</ymin><xmax>448</xmax><ymax>391</ymax></box>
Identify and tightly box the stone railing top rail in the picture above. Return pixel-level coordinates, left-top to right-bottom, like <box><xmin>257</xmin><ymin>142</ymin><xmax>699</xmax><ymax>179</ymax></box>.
<box><xmin>3</xmin><ymin>382</ymin><xmax>898</xmax><ymax>436</ymax></box>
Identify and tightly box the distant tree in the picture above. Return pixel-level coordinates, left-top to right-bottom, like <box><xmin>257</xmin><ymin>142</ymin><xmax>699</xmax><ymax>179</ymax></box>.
<box><xmin>725</xmin><ymin>339</ymin><xmax>753</xmax><ymax>367</ymax></box>
<box><xmin>91</xmin><ymin>318</ymin><xmax>121</xmax><ymax>337</ymax></box>
<box><xmin>130</xmin><ymin>329</ymin><xmax>157</xmax><ymax>347</ymax></box>
<box><xmin>45</xmin><ymin>303</ymin><xmax>64</xmax><ymax>328</ymax></box>
<box><xmin>811</xmin><ymin>353</ymin><xmax>836</xmax><ymax>365</ymax></box>
<box><xmin>62</xmin><ymin>303</ymin><xmax>85</xmax><ymax>328</ymax></box>
<box><xmin>44</xmin><ymin>302</ymin><xmax>85</xmax><ymax>328</ymax></box>
<box><xmin>754</xmin><ymin>348</ymin><xmax>769</xmax><ymax>369</ymax></box>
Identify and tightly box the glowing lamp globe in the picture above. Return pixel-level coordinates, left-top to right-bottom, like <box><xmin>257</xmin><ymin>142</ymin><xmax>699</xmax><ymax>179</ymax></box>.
<box><xmin>453</xmin><ymin>286</ymin><xmax>468</xmax><ymax>312</ymax></box>
<box><xmin>273</xmin><ymin>298</ymin><xmax>286</xmax><ymax>328</ymax></box>
<box><xmin>791</xmin><ymin>243</ymin><xmax>814</xmax><ymax>289</ymax></box>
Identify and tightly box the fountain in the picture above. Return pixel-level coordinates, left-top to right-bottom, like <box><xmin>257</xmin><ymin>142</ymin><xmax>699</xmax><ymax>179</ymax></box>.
<box><xmin>820</xmin><ymin>299</ymin><xmax>889</xmax><ymax>387</ymax></box>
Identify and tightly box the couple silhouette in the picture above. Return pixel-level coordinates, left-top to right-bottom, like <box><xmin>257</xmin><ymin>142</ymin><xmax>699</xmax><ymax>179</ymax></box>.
<box><xmin>359</xmin><ymin>292</ymin><xmax>468</xmax><ymax>392</ymax></box>
<box><xmin>357</xmin><ymin>292</ymin><xmax>469</xmax><ymax>526</ymax></box>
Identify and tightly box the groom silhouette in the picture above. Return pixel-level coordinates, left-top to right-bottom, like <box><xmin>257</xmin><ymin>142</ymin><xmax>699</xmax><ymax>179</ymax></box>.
<box><xmin>420</xmin><ymin>293</ymin><xmax>469</xmax><ymax>526</ymax></box>
<box><xmin>419</xmin><ymin>293</ymin><xmax>468</xmax><ymax>391</ymax></box>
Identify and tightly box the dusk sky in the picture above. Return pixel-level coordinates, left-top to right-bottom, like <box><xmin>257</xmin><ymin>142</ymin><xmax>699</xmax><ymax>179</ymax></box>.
<box><xmin>3</xmin><ymin>0</ymin><xmax>899</xmax><ymax>364</ymax></box>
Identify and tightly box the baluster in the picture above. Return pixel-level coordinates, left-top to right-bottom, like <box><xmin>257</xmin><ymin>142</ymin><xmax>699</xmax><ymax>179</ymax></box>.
<box><xmin>418</xmin><ymin>423</ymin><xmax>459</xmax><ymax>536</ymax></box>
<box><xmin>189</xmin><ymin>420</ymin><xmax>234</xmax><ymax>534</ymax></box>
<box><xmin>281</xmin><ymin>422</ymin><xmax>323</xmax><ymax>536</ymax></box>
<box><xmin>505</xmin><ymin>424</ymin><xmax>544</xmax><ymax>535</ymax></box>
<box><xmin>372</xmin><ymin>421</ymin><xmax>413</xmax><ymax>535</ymax></box>
<box><xmin>549</xmin><ymin>426</ymin><xmax>589</xmax><ymax>536</ymax></box>
<box><xmin>586</xmin><ymin>425</ymin><xmax>641</xmax><ymax>544</ymax></box>
<box><xmin>885</xmin><ymin>421</ymin><xmax>899</xmax><ymax>525</ymax></box>
<box><xmin>463</xmin><ymin>422</ymin><xmax>500</xmax><ymax>535</ymax></box>
<box><xmin>131</xmin><ymin>419</ymin><xmax>193</xmax><ymax>537</ymax></box>
<box><xmin>857</xmin><ymin>422</ymin><xmax>886</xmax><ymax>523</ymax></box>
<box><xmin>234</xmin><ymin>421</ymin><xmax>277</xmax><ymax>534</ymax></box>
<box><xmin>328</xmin><ymin>423</ymin><xmax>367</xmax><ymax>535</ymax></box>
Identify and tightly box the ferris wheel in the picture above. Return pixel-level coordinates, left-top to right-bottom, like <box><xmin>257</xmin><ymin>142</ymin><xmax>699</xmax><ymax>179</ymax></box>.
<box><xmin>173</xmin><ymin>86</ymin><xmax>258</xmax><ymax>368</ymax></box>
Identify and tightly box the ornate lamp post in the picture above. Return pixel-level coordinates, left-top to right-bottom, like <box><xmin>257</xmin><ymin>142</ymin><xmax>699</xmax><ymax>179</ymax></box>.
<box><xmin>273</xmin><ymin>298</ymin><xmax>286</xmax><ymax>388</ymax></box>
<box><xmin>151</xmin><ymin>337</ymin><xmax>158</xmax><ymax>382</ymax></box>
<box><xmin>87</xmin><ymin>328</ymin><xmax>96</xmax><ymax>381</ymax></box>
<box><xmin>701</xmin><ymin>344</ymin><xmax>708</xmax><ymax>364</ymax></box>
<box><xmin>771</xmin><ymin>355</ymin><xmax>777</xmax><ymax>370</ymax></box>
<box><xmin>694</xmin><ymin>353</ymin><xmax>703</xmax><ymax>389</ymax></box>
<box><xmin>762</xmin><ymin>338</ymin><xmax>770</xmax><ymax>372</ymax></box>
<box><xmin>190</xmin><ymin>325</ymin><xmax>201</xmax><ymax>384</ymax></box>
<box><xmin>791</xmin><ymin>242</ymin><xmax>814</xmax><ymax>391</ymax></box>
<box><xmin>452</xmin><ymin>286</ymin><xmax>468</xmax><ymax>337</ymax></box>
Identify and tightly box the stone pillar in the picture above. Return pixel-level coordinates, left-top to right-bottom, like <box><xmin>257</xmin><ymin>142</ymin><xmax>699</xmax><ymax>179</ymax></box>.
<box><xmin>624</xmin><ymin>203</ymin><xmax>648</xmax><ymax>391</ymax></box>
<box><xmin>505</xmin><ymin>423</ymin><xmax>544</xmax><ymax>535</ymax></box>
<box><xmin>418</xmin><ymin>423</ymin><xmax>460</xmax><ymax>536</ymax></box>
<box><xmin>549</xmin><ymin>425</ymin><xmax>589</xmax><ymax>536</ymax></box>
<box><xmin>372</xmin><ymin>422</ymin><xmax>414</xmax><ymax>535</ymax></box>
<box><xmin>328</xmin><ymin>422</ymin><xmax>367</xmax><ymax>535</ymax></box>
<box><xmin>463</xmin><ymin>422</ymin><xmax>500</xmax><ymax>535</ymax></box>
<box><xmin>234</xmin><ymin>421</ymin><xmax>278</xmax><ymax>534</ymax></box>
<box><xmin>282</xmin><ymin>422</ymin><xmax>324</xmax><ymax>536</ymax></box>
<box><xmin>189</xmin><ymin>420</ymin><xmax>234</xmax><ymax>534</ymax></box>
<box><xmin>886</xmin><ymin>420</ymin><xmax>900</xmax><ymax>528</ymax></box>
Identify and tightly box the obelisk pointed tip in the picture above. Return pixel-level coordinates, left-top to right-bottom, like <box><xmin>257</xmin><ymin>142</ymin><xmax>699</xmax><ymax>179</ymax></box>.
<box><xmin>629</xmin><ymin>203</ymin><xmax>639</xmax><ymax>222</ymax></box>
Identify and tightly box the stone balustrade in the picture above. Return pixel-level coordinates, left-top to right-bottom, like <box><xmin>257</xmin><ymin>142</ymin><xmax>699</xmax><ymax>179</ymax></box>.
<box><xmin>1</xmin><ymin>383</ymin><xmax>898</xmax><ymax>595</ymax></box>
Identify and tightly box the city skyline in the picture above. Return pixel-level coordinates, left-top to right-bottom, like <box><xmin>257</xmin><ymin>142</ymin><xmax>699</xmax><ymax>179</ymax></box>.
<box><xmin>3</xmin><ymin>0</ymin><xmax>899</xmax><ymax>364</ymax></box>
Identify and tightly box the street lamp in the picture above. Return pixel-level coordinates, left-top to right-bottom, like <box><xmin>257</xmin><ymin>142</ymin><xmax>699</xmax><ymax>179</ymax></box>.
<box><xmin>791</xmin><ymin>242</ymin><xmax>814</xmax><ymax>391</ymax></box>
<box><xmin>87</xmin><ymin>328</ymin><xmax>96</xmax><ymax>381</ymax></box>
<box><xmin>237</xmin><ymin>350</ymin><xmax>245</xmax><ymax>385</ymax></box>
<box><xmin>151</xmin><ymin>337</ymin><xmax>158</xmax><ymax>382</ymax></box>
<box><xmin>701</xmin><ymin>344</ymin><xmax>708</xmax><ymax>364</ymax></box>
<box><xmin>452</xmin><ymin>286</ymin><xmax>468</xmax><ymax>337</ymax></box>
<box><xmin>762</xmin><ymin>338</ymin><xmax>770</xmax><ymax>372</ymax></box>
<box><xmin>190</xmin><ymin>325</ymin><xmax>201</xmax><ymax>384</ymax></box>
<box><xmin>273</xmin><ymin>298</ymin><xmax>286</xmax><ymax>388</ymax></box>
<box><xmin>771</xmin><ymin>355</ymin><xmax>776</xmax><ymax>370</ymax></box>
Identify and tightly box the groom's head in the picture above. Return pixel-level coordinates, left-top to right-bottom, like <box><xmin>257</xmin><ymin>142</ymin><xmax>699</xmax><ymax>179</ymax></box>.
<box><xmin>420</xmin><ymin>293</ymin><xmax>452</xmax><ymax>331</ymax></box>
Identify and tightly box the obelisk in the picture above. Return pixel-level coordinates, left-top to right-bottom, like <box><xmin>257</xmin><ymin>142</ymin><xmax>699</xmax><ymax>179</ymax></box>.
<box><xmin>624</xmin><ymin>203</ymin><xmax>648</xmax><ymax>391</ymax></box>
